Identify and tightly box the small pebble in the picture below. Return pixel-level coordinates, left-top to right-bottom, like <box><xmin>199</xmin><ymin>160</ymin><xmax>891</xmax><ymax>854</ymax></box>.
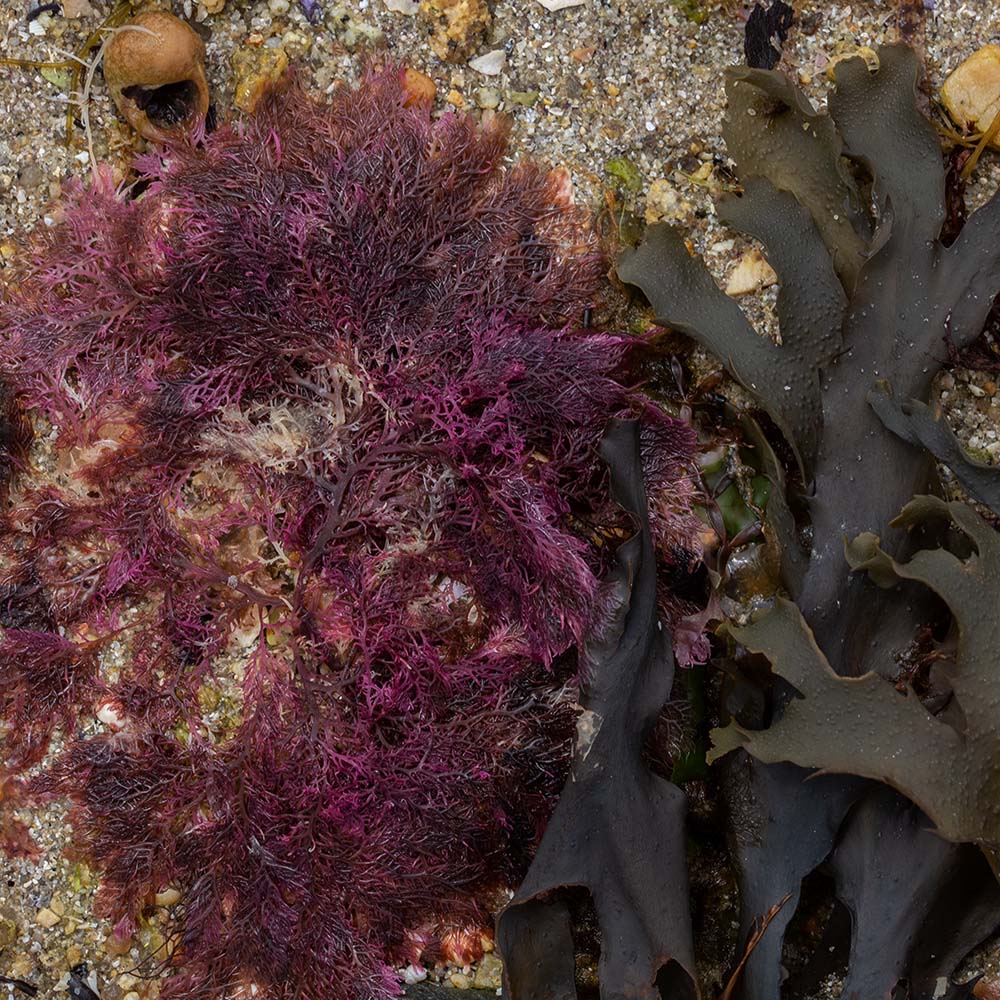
<box><xmin>232</xmin><ymin>46</ymin><xmax>290</xmax><ymax>113</ymax></box>
<box><xmin>104</xmin><ymin>931</ymin><xmax>133</xmax><ymax>956</ymax></box>
<box><xmin>644</xmin><ymin>178</ymin><xmax>692</xmax><ymax>225</ymax></box>
<box><xmin>472</xmin><ymin>953</ymin><xmax>503</xmax><ymax>990</ymax></box>
<box><xmin>281</xmin><ymin>30</ymin><xmax>311</xmax><ymax>58</ymax></box>
<box><xmin>97</xmin><ymin>702</ymin><xmax>125</xmax><ymax>728</ymax></box>
<box><xmin>61</xmin><ymin>0</ymin><xmax>96</xmax><ymax>15</ymax></box>
<box><xmin>420</xmin><ymin>0</ymin><xmax>491</xmax><ymax>63</ymax></box>
<box><xmin>475</xmin><ymin>87</ymin><xmax>500</xmax><ymax>110</ymax></box>
<box><xmin>17</xmin><ymin>163</ymin><xmax>45</xmax><ymax>189</ymax></box>
<box><xmin>36</xmin><ymin>907</ymin><xmax>60</xmax><ymax>928</ymax></box>
<box><xmin>402</xmin><ymin>68</ymin><xmax>436</xmax><ymax>106</ymax></box>
<box><xmin>507</xmin><ymin>90</ymin><xmax>538</xmax><ymax>107</ymax></box>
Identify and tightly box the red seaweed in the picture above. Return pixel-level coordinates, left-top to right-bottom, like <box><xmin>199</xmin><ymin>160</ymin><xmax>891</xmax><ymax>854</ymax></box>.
<box><xmin>0</xmin><ymin>67</ymin><xmax>698</xmax><ymax>1000</ymax></box>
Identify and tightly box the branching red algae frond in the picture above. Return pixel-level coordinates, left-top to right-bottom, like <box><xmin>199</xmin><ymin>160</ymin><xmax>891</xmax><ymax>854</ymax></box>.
<box><xmin>0</xmin><ymin>67</ymin><xmax>699</xmax><ymax>1000</ymax></box>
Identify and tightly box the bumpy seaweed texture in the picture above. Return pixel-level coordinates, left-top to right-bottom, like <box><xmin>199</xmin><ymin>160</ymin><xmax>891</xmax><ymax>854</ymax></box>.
<box><xmin>0</xmin><ymin>69</ymin><xmax>698</xmax><ymax>1000</ymax></box>
<box><xmin>620</xmin><ymin>44</ymin><xmax>1000</xmax><ymax>672</ymax></box>
<box><xmin>619</xmin><ymin>43</ymin><xmax>1000</xmax><ymax>996</ymax></box>
<box><xmin>496</xmin><ymin>420</ymin><xmax>698</xmax><ymax>1000</ymax></box>
<box><xmin>870</xmin><ymin>383</ymin><xmax>1000</xmax><ymax>514</ymax></box>
<box><xmin>712</xmin><ymin>503</ymin><xmax>1000</xmax><ymax>996</ymax></box>
<box><xmin>713</xmin><ymin>497</ymin><xmax>1000</xmax><ymax>870</ymax></box>
<box><xmin>822</xmin><ymin>786</ymin><xmax>1000</xmax><ymax>1000</ymax></box>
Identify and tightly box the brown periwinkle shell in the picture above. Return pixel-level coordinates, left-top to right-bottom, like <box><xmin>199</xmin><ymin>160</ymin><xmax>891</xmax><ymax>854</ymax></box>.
<box><xmin>103</xmin><ymin>11</ymin><xmax>210</xmax><ymax>143</ymax></box>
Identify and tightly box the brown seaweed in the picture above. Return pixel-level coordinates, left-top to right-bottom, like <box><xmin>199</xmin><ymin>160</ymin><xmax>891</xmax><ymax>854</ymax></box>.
<box><xmin>619</xmin><ymin>45</ymin><xmax>1000</xmax><ymax>673</ymax></box>
<box><xmin>496</xmin><ymin>419</ymin><xmax>698</xmax><ymax>1000</ymax></box>
<box><xmin>717</xmin><ymin>758</ymin><xmax>863</xmax><ymax>1000</ymax></box>
<box><xmin>618</xmin><ymin>43</ymin><xmax>1000</xmax><ymax>995</ymax></box>
<box><xmin>713</xmin><ymin>496</ymin><xmax>1000</xmax><ymax>871</ymax></box>
<box><xmin>827</xmin><ymin>787</ymin><xmax>1000</xmax><ymax>1000</ymax></box>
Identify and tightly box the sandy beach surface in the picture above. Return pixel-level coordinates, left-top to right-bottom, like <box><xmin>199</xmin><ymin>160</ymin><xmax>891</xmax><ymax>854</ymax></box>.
<box><xmin>2</xmin><ymin>0</ymin><xmax>1000</xmax><ymax>997</ymax></box>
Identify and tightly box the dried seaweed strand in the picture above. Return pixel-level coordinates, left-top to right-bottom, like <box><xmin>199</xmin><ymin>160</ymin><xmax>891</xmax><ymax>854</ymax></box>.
<box><xmin>0</xmin><ymin>0</ymin><xmax>132</xmax><ymax>144</ymax></box>
<box><xmin>961</xmin><ymin>103</ymin><xmax>1000</xmax><ymax>181</ymax></box>
<box><xmin>718</xmin><ymin>894</ymin><xmax>792</xmax><ymax>1000</ymax></box>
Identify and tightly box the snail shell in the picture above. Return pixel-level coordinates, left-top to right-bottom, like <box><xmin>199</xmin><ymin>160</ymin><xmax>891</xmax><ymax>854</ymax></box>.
<box><xmin>104</xmin><ymin>11</ymin><xmax>210</xmax><ymax>143</ymax></box>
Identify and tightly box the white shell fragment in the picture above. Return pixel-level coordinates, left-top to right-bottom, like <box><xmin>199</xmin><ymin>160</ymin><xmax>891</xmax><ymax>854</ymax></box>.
<box><xmin>468</xmin><ymin>49</ymin><xmax>506</xmax><ymax>76</ymax></box>
<box><xmin>403</xmin><ymin>966</ymin><xmax>427</xmax><ymax>986</ymax></box>
<box><xmin>535</xmin><ymin>0</ymin><xmax>585</xmax><ymax>10</ymax></box>
<box><xmin>96</xmin><ymin>700</ymin><xmax>126</xmax><ymax>729</ymax></box>
<box><xmin>383</xmin><ymin>0</ymin><xmax>419</xmax><ymax>12</ymax></box>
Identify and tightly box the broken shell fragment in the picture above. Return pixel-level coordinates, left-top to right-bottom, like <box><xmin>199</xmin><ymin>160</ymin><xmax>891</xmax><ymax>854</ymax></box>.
<box><xmin>725</xmin><ymin>247</ymin><xmax>778</xmax><ymax>296</ymax></box>
<box><xmin>103</xmin><ymin>11</ymin><xmax>210</xmax><ymax>143</ymax></box>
